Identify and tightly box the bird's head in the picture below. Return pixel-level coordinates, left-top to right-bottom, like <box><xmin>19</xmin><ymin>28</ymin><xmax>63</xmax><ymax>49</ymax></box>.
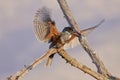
<box><xmin>62</xmin><ymin>27</ymin><xmax>74</xmax><ymax>34</ymax></box>
<box><xmin>62</xmin><ymin>27</ymin><xmax>79</xmax><ymax>36</ymax></box>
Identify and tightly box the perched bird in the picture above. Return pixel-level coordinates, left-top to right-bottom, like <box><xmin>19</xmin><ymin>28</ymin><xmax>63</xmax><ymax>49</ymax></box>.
<box><xmin>33</xmin><ymin>7</ymin><xmax>81</xmax><ymax>66</ymax></box>
<box><xmin>33</xmin><ymin>7</ymin><xmax>104</xmax><ymax>66</ymax></box>
<box><xmin>33</xmin><ymin>7</ymin><xmax>80</xmax><ymax>49</ymax></box>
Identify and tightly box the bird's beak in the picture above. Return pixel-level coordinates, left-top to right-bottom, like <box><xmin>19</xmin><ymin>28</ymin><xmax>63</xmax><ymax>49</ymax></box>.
<box><xmin>73</xmin><ymin>32</ymin><xmax>80</xmax><ymax>37</ymax></box>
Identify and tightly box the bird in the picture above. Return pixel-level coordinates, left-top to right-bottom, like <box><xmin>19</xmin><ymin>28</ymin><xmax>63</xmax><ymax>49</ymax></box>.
<box><xmin>33</xmin><ymin>7</ymin><xmax>80</xmax><ymax>49</ymax></box>
<box><xmin>33</xmin><ymin>7</ymin><xmax>104</xmax><ymax>66</ymax></box>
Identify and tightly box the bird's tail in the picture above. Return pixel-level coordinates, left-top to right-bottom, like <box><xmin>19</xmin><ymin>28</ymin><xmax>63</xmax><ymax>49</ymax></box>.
<box><xmin>46</xmin><ymin>54</ymin><xmax>55</xmax><ymax>67</ymax></box>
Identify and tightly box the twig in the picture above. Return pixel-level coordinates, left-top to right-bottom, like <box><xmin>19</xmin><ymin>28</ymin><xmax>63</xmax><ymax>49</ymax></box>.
<box><xmin>8</xmin><ymin>48</ymin><xmax>57</xmax><ymax>80</ymax></box>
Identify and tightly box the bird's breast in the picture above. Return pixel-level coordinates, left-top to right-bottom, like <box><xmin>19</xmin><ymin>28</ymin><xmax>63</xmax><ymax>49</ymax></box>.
<box><xmin>60</xmin><ymin>32</ymin><xmax>72</xmax><ymax>44</ymax></box>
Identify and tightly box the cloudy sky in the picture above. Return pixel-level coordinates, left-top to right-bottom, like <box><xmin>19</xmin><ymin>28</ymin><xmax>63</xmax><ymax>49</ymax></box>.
<box><xmin>0</xmin><ymin>0</ymin><xmax>120</xmax><ymax>80</ymax></box>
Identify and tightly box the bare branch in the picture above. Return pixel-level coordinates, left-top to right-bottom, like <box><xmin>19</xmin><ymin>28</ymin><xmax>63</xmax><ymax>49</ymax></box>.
<box><xmin>57</xmin><ymin>0</ymin><xmax>108</xmax><ymax>75</ymax></box>
<box><xmin>8</xmin><ymin>48</ymin><xmax>57</xmax><ymax>80</ymax></box>
<box><xmin>57</xmin><ymin>0</ymin><xmax>120</xmax><ymax>79</ymax></box>
<box><xmin>79</xmin><ymin>36</ymin><xmax>111</xmax><ymax>77</ymax></box>
<box><xmin>57</xmin><ymin>0</ymin><xmax>81</xmax><ymax>32</ymax></box>
<box><xmin>57</xmin><ymin>48</ymin><xmax>108</xmax><ymax>80</ymax></box>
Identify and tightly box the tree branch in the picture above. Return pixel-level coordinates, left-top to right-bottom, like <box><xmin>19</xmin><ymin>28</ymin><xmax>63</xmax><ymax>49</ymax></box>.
<box><xmin>79</xmin><ymin>36</ymin><xmax>111</xmax><ymax>76</ymax></box>
<box><xmin>7</xmin><ymin>0</ymin><xmax>120</xmax><ymax>80</ymax></box>
<box><xmin>57</xmin><ymin>0</ymin><xmax>120</xmax><ymax>79</ymax></box>
<box><xmin>57</xmin><ymin>48</ymin><xmax>108</xmax><ymax>80</ymax></box>
<box><xmin>57</xmin><ymin>0</ymin><xmax>81</xmax><ymax>32</ymax></box>
<box><xmin>8</xmin><ymin>48</ymin><xmax>57</xmax><ymax>80</ymax></box>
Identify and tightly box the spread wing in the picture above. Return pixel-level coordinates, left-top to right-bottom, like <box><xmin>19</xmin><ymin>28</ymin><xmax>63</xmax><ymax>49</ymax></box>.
<box><xmin>33</xmin><ymin>7</ymin><xmax>59</xmax><ymax>42</ymax></box>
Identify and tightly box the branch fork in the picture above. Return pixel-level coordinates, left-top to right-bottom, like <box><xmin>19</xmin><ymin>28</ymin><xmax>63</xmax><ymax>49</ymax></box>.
<box><xmin>7</xmin><ymin>0</ymin><xmax>120</xmax><ymax>80</ymax></box>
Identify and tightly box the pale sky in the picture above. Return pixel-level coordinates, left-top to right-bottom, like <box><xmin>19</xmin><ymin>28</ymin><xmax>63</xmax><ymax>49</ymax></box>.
<box><xmin>0</xmin><ymin>0</ymin><xmax>120</xmax><ymax>80</ymax></box>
